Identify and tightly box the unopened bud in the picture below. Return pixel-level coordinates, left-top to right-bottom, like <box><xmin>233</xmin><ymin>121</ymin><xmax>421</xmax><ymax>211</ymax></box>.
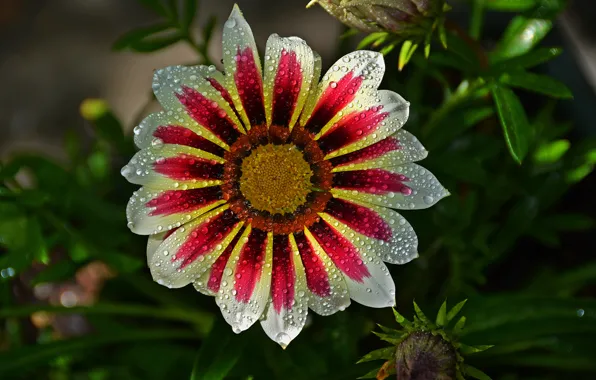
<box><xmin>395</xmin><ymin>331</ymin><xmax>457</xmax><ymax>380</ymax></box>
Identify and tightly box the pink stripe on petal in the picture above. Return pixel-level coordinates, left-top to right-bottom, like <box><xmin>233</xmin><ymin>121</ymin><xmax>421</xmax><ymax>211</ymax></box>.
<box><xmin>153</xmin><ymin>155</ymin><xmax>223</xmax><ymax>181</ymax></box>
<box><xmin>207</xmin><ymin>231</ymin><xmax>242</xmax><ymax>293</ymax></box>
<box><xmin>325</xmin><ymin>198</ymin><xmax>392</xmax><ymax>242</ymax></box>
<box><xmin>272</xmin><ymin>50</ymin><xmax>303</xmax><ymax>126</ymax></box>
<box><xmin>304</xmin><ymin>71</ymin><xmax>363</xmax><ymax>135</ymax></box>
<box><xmin>234</xmin><ymin>228</ymin><xmax>268</xmax><ymax>303</ymax></box>
<box><xmin>271</xmin><ymin>234</ymin><xmax>295</xmax><ymax>313</ymax></box>
<box><xmin>318</xmin><ymin>109</ymin><xmax>390</xmax><ymax>154</ymax></box>
<box><xmin>333</xmin><ymin>169</ymin><xmax>412</xmax><ymax>195</ymax></box>
<box><xmin>176</xmin><ymin>86</ymin><xmax>240</xmax><ymax>145</ymax></box>
<box><xmin>294</xmin><ymin>232</ymin><xmax>330</xmax><ymax>297</ymax></box>
<box><xmin>206</xmin><ymin>77</ymin><xmax>235</xmax><ymax>110</ymax></box>
<box><xmin>235</xmin><ymin>47</ymin><xmax>266</xmax><ymax>126</ymax></box>
<box><xmin>174</xmin><ymin>209</ymin><xmax>240</xmax><ymax>268</ymax></box>
<box><xmin>329</xmin><ymin>137</ymin><xmax>400</xmax><ymax>168</ymax></box>
<box><xmin>309</xmin><ymin>220</ymin><xmax>370</xmax><ymax>282</ymax></box>
<box><xmin>146</xmin><ymin>187</ymin><xmax>222</xmax><ymax>216</ymax></box>
<box><xmin>153</xmin><ymin>125</ymin><xmax>225</xmax><ymax>157</ymax></box>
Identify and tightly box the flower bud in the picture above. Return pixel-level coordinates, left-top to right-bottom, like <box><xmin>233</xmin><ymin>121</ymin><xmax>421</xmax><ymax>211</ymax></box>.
<box><xmin>395</xmin><ymin>331</ymin><xmax>457</xmax><ymax>380</ymax></box>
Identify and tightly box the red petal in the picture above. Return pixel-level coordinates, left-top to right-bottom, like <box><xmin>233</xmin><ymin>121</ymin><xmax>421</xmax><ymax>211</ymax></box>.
<box><xmin>234</xmin><ymin>228</ymin><xmax>268</xmax><ymax>303</ymax></box>
<box><xmin>294</xmin><ymin>232</ymin><xmax>330</xmax><ymax>297</ymax></box>
<box><xmin>309</xmin><ymin>220</ymin><xmax>370</xmax><ymax>282</ymax></box>
<box><xmin>271</xmin><ymin>234</ymin><xmax>296</xmax><ymax>313</ymax></box>
<box><xmin>174</xmin><ymin>209</ymin><xmax>239</xmax><ymax>268</ymax></box>
<box><xmin>146</xmin><ymin>187</ymin><xmax>223</xmax><ymax>216</ymax></box>
<box><xmin>325</xmin><ymin>198</ymin><xmax>392</xmax><ymax>242</ymax></box>
<box><xmin>272</xmin><ymin>50</ymin><xmax>303</xmax><ymax>126</ymax></box>
<box><xmin>153</xmin><ymin>125</ymin><xmax>225</xmax><ymax>157</ymax></box>
<box><xmin>303</xmin><ymin>71</ymin><xmax>363</xmax><ymax>135</ymax></box>
<box><xmin>153</xmin><ymin>155</ymin><xmax>223</xmax><ymax>181</ymax></box>
<box><xmin>207</xmin><ymin>231</ymin><xmax>242</xmax><ymax>293</ymax></box>
<box><xmin>333</xmin><ymin>169</ymin><xmax>411</xmax><ymax>195</ymax></box>
<box><xmin>235</xmin><ymin>47</ymin><xmax>266</xmax><ymax>126</ymax></box>
<box><xmin>318</xmin><ymin>109</ymin><xmax>390</xmax><ymax>154</ymax></box>
<box><xmin>329</xmin><ymin>137</ymin><xmax>400</xmax><ymax>168</ymax></box>
<box><xmin>177</xmin><ymin>86</ymin><xmax>241</xmax><ymax>145</ymax></box>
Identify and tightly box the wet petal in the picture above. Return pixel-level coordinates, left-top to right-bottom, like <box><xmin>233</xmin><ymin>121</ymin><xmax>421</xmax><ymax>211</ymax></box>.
<box><xmin>322</xmin><ymin>197</ymin><xmax>418</xmax><ymax>265</ymax></box>
<box><xmin>319</xmin><ymin>90</ymin><xmax>409</xmax><ymax>159</ymax></box>
<box><xmin>216</xmin><ymin>227</ymin><xmax>273</xmax><ymax>333</ymax></box>
<box><xmin>148</xmin><ymin>206</ymin><xmax>244</xmax><ymax>288</ymax></box>
<box><xmin>308</xmin><ymin>219</ymin><xmax>395</xmax><ymax>308</ymax></box>
<box><xmin>301</xmin><ymin>50</ymin><xmax>385</xmax><ymax>135</ymax></box>
<box><xmin>133</xmin><ymin>111</ymin><xmax>226</xmax><ymax>157</ymax></box>
<box><xmin>222</xmin><ymin>5</ymin><xmax>266</xmax><ymax>128</ymax></box>
<box><xmin>121</xmin><ymin>145</ymin><xmax>224</xmax><ymax>190</ymax></box>
<box><xmin>152</xmin><ymin>65</ymin><xmax>245</xmax><ymax>145</ymax></box>
<box><xmin>193</xmin><ymin>230</ymin><xmax>241</xmax><ymax>296</ymax></box>
<box><xmin>331</xmin><ymin>163</ymin><xmax>449</xmax><ymax>210</ymax></box>
<box><xmin>260</xmin><ymin>234</ymin><xmax>309</xmax><ymax>348</ymax></box>
<box><xmin>263</xmin><ymin>34</ymin><xmax>316</xmax><ymax>129</ymax></box>
<box><xmin>330</xmin><ymin>130</ymin><xmax>427</xmax><ymax>172</ymax></box>
<box><xmin>294</xmin><ymin>230</ymin><xmax>351</xmax><ymax>316</ymax></box>
<box><xmin>127</xmin><ymin>186</ymin><xmax>225</xmax><ymax>235</ymax></box>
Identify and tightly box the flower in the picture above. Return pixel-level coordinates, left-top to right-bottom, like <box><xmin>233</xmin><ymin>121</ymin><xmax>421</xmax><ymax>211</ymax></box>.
<box><xmin>122</xmin><ymin>4</ymin><xmax>448</xmax><ymax>348</ymax></box>
<box><xmin>358</xmin><ymin>301</ymin><xmax>492</xmax><ymax>380</ymax></box>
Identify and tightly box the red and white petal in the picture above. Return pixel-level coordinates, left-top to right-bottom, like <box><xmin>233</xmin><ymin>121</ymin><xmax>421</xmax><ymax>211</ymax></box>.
<box><xmin>318</xmin><ymin>90</ymin><xmax>409</xmax><ymax>159</ymax></box>
<box><xmin>330</xmin><ymin>129</ymin><xmax>427</xmax><ymax>172</ymax></box>
<box><xmin>133</xmin><ymin>111</ymin><xmax>226</xmax><ymax>157</ymax></box>
<box><xmin>260</xmin><ymin>234</ymin><xmax>309</xmax><ymax>348</ymax></box>
<box><xmin>216</xmin><ymin>227</ymin><xmax>273</xmax><ymax>333</ymax></box>
<box><xmin>294</xmin><ymin>230</ymin><xmax>351</xmax><ymax>316</ymax></box>
<box><xmin>127</xmin><ymin>186</ymin><xmax>225</xmax><ymax>235</ymax></box>
<box><xmin>307</xmin><ymin>219</ymin><xmax>396</xmax><ymax>308</ymax></box>
<box><xmin>121</xmin><ymin>145</ymin><xmax>224</xmax><ymax>190</ymax></box>
<box><xmin>331</xmin><ymin>163</ymin><xmax>449</xmax><ymax>210</ymax></box>
<box><xmin>192</xmin><ymin>231</ymin><xmax>241</xmax><ymax>296</ymax></box>
<box><xmin>321</xmin><ymin>196</ymin><xmax>418</xmax><ymax>264</ymax></box>
<box><xmin>262</xmin><ymin>34</ymin><xmax>317</xmax><ymax>129</ymax></box>
<box><xmin>300</xmin><ymin>50</ymin><xmax>385</xmax><ymax>135</ymax></box>
<box><xmin>147</xmin><ymin>231</ymin><xmax>171</xmax><ymax>265</ymax></box>
<box><xmin>222</xmin><ymin>5</ymin><xmax>266</xmax><ymax>129</ymax></box>
<box><xmin>152</xmin><ymin>65</ymin><xmax>245</xmax><ymax>146</ymax></box>
<box><xmin>148</xmin><ymin>206</ymin><xmax>244</xmax><ymax>288</ymax></box>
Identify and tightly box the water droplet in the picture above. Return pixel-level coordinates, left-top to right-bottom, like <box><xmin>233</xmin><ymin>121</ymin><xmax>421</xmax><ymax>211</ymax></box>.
<box><xmin>225</xmin><ymin>18</ymin><xmax>237</xmax><ymax>28</ymax></box>
<box><xmin>275</xmin><ymin>332</ymin><xmax>291</xmax><ymax>349</ymax></box>
<box><xmin>423</xmin><ymin>195</ymin><xmax>434</xmax><ymax>205</ymax></box>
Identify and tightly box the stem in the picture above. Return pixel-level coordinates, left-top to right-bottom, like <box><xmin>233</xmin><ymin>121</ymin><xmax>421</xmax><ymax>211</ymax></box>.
<box><xmin>469</xmin><ymin>0</ymin><xmax>485</xmax><ymax>40</ymax></box>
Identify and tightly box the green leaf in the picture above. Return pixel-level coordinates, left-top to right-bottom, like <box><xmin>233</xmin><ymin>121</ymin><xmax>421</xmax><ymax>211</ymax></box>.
<box><xmin>398</xmin><ymin>40</ymin><xmax>418</xmax><ymax>71</ymax></box>
<box><xmin>393</xmin><ymin>308</ymin><xmax>412</xmax><ymax>328</ymax></box>
<box><xmin>446</xmin><ymin>299</ymin><xmax>468</xmax><ymax>324</ymax></box>
<box><xmin>31</xmin><ymin>261</ymin><xmax>78</xmax><ymax>285</ymax></box>
<box><xmin>459</xmin><ymin>344</ymin><xmax>493</xmax><ymax>355</ymax></box>
<box><xmin>501</xmin><ymin>72</ymin><xmax>573</xmax><ymax>99</ymax></box>
<box><xmin>494</xmin><ymin>16</ymin><xmax>552</xmax><ymax>59</ymax></box>
<box><xmin>357</xmin><ymin>32</ymin><xmax>388</xmax><ymax>49</ymax></box>
<box><xmin>190</xmin><ymin>319</ymin><xmax>246</xmax><ymax>380</ymax></box>
<box><xmin>436</xmin><ymin>301</ymin><xmax>447</xmax><ymax>327</ymax></box>
<box><xmin>533</xmin><ymin>139</ymin><xmax>570</xmax><ymax>164</ymax></box>
<box><xmin>463</xmin><ymin>364</ymin><xmax>492</xmax><ymax>380</ymax></box>
<box><xmin>453</xmin><ymin>316</ymin><xmax>467</xmax><ymax>335</ymax></box>
<box><xmin>358</xmin><ymin>367</ymin><xmax>381</xmax><ymax>379</ymax></box>
<box><xmin>112</xmin><ymin>23</ymin><xmax>172</xmax><ymax>51</ymax></box>
<box><xmin>372</xmin><ymin>331</ymin><xmax>402</xmax><ymax>345</ymax></box>
<box><xmin>182</xmin><ymin>0</ymin><xmax>198</xmax><ymax>29</ymax></box>
<box><xmin>492</xmin><ymin>47</ymin><xmax>563</xmax><ymax>72</ymax></box>
<box><xmin>484</xmin><ymin>0</ymin><xmax>537</xmax><ymax>11</ymax></box>
<box><xmin>491</xmin><ymin>83</ymin><xmax>531</xmax><ymax>163</ymax></box>
<box><xmin>357</xmin><ymin>347</ymin><xmax>396</xmax><ymax>363</ymax></box>
<box><xmin>137</xmin><ymin>0</ymin><xmax>168</xmax><ymax>15</ymax></box>
<box><xmin>413</xmin><ymin>301</ymin><xmax>432</xmax><ymax>326</ymax></box>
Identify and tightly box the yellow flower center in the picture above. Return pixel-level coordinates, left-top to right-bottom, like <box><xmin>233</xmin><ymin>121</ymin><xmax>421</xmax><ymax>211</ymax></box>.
<box><xmin>239</xmin><ymin>144</ymin><xmax>313</xmax><ymax>215</ymax></box>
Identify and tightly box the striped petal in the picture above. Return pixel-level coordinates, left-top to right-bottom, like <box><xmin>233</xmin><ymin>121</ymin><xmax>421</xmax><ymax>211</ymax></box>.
<box><xmin>192</xmin><ymin>231</ymin><xmax>241</xmax><ymax>296</ymax></box>
<box><xmin>300</xmin><ymin>50</ymin><xmax>385</xmax><ymax>135</ymax></box>
<box><xmin>294</xmin><ymin>230</ymin><xmax>351</xmax><ymax>316</ymax></box>
<box><xmin>319</xmin><ymin>90</ymin><xmax>409</xmax><ymax>159</ymax></box>
<box><xmin>148</xmin><ymin>206</ymin><xmax>244</xmax><ymax>288</ymax></box>
<box><xmin>260</xmin><ymin>234</ymin><xmax>309</xmax><ymax>348</ymax></box>
<box><xmin>121</xmin><ymin>145</ymin><xmax>224</xmax><ymax>190</ymax></box>
<box><xmin>127</xmin><ymin>186</ymin><xmax>225</xmax><ymax>235</ymax></box>
<box><xmin>216</xmin><ymin>226</ymin><xmax>273</xmax><ymax>333</ymax></box>
<box><xmin>331</xmin><ymin>163</ymin><xmax>449</xmax><ymax>210</ymax></box>
<box><xmin>152</xmin><ymin>65</ymin><xmax>245</xmax><ymax>146</ymax></box>
<box><xmin>322</xmin><ymin>197</ymin><xmax>418</xmax><ymax>265</ymax></box>
<box><xmin>134</xmin><ymin>111</ymin><xmax>226</xmax><ymax>157</ymax></box>
<box><xmin>308</xmin><ymin>219</ymin><xmax>395</xmax><ymax>308</ymax></box>
<box><xmin>222</xmin><ymin>5</ymin><xmax>266</xmax><ymax>128</ymax></box>
<box><xmin>330</xmin><ymin>130</ymin><xmax>427</xmax><ymax>172</ymax></box>
<box><xmin>263</xmin><ymin>34</ymin><xmax>316</xmax><ymax>129</ymax></box>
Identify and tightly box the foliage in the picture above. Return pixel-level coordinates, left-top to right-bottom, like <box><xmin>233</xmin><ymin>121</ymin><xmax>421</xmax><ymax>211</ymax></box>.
<box><xmin>0</xmin><ymin>0</ymin><xmax>595</xmax><ymax>379</ymax></box>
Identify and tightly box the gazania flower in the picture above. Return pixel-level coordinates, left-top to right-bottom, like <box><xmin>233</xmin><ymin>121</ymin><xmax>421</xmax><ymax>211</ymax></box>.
<box><xmin>122</xmin><ymin>5</ymin><xmax>448</xmax><ymax>348</ymax></box>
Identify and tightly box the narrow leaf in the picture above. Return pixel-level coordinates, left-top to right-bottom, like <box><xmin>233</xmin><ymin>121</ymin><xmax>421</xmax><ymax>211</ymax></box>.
<box><xmin>112</xmin><ymin>23</ymin><xmax>171</xmax><ymax>51</ymax></box>
<box><xmin>393</xmin><ymin>308</ymin><xmax>412</xmax><ymax>328</ymax></box>
<box><xmin>484</xmin><ymin>0</ymin><xmax>537</xmax><ymax>11</ymax></box>
<box><xmin>446</xmin><ymin>299</ymin><xmax>468</xmax><ymax>323</ymax></box>
<box><xmin>436</xmin><ymin>301</ymin><xmax>447</xmax><ymax>327</ymax></box>
<box><xmin>413</xmin><ymin>301</ymin><xmax>431</xmax><ymax>325</ymax></box>
<box><xmin>459</xmin><ymin>343</ymin><xmax>494</xmax><ymax>355</ymax></box>
<box><xmin>463</xmin><ymin>364</ymin><xmax>492</xmax><ymax>380</ymax></box>
<box><xmin>182</xmin><ymin>0</ymin><xmax>198</xmax><ymax>29</ymax></box>
<box><xmin>501</xmin><ymin>72</ymin><xmax>573</xmax><ymax>99</ymax></box>
<box><xmin>358</xmin><ymin>347</ymin><xmax>396</xmax><ymax>363</ymax></box>
<box><xmin>493</xmin><ymin>47</ymin><xmax>563</xmax><ymax>72</ymax></box>
<box><xmin>491</xmin><ymin>83</ymin><xmax>531</xmax><ymax>163</ymax></box>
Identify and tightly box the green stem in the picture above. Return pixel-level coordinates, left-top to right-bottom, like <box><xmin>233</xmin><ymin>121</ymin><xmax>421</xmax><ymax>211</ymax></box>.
<box><xmin>469</xmin><ymin>0</ymin><xmax>485</xmax><ymax>40</ymax></box>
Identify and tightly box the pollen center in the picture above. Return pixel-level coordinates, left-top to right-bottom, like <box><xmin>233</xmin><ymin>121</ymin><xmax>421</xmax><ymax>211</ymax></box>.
<box><xmin>239</xmin><ymin>144</ymin><xmax>313</xmax><ymax>215</ymax></box>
